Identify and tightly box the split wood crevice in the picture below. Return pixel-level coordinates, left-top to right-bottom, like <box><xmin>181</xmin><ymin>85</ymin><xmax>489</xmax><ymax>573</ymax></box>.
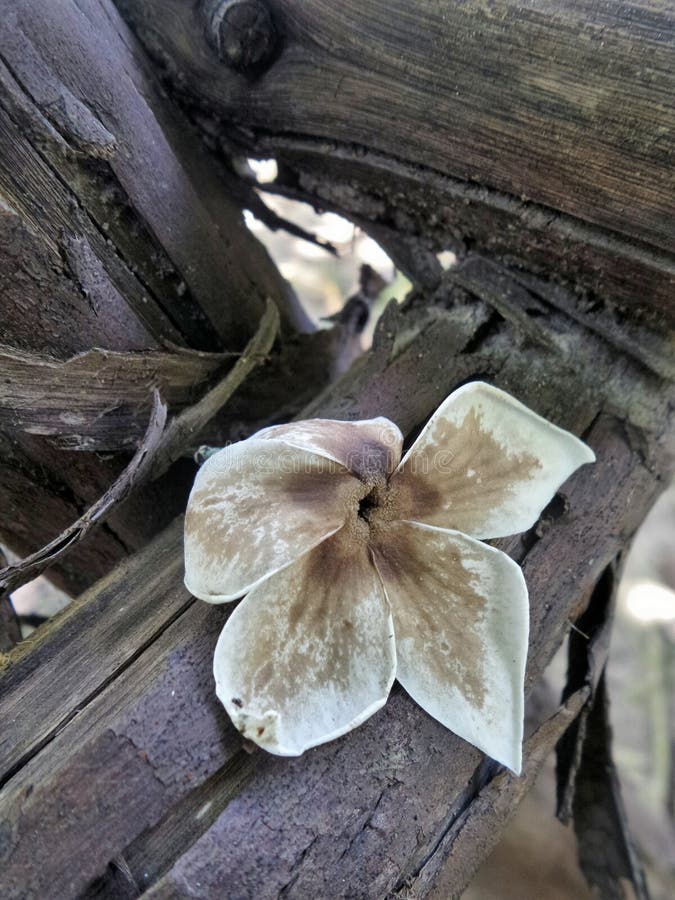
<box><xmin>0</xmin><ymin>1</ymin><xmax>673</xmax><ymax>898</ymax></box>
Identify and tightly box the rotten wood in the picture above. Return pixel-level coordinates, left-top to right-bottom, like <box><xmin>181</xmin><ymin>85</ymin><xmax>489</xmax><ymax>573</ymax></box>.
<box><xmin>0</xmin><ymin>264</ymin><xmax>671</xmax><ymax>897</ymax></box>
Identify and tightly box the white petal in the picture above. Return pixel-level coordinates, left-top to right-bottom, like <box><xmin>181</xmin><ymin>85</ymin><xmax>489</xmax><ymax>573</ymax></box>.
<box><xmin>373</xmin><ymin>520</ymin><xmax>528</xmax><ymax>772</ymax></box>
<box><xmin>392</xmin><ymin>381</ymin><xmax>595</xmax><ymax>539</ymax></box>
<box><xmin>184</xmin><ymin>438</ymin><xmax>363</xmax><ymax>602</ymax></box>
<box><xmin>214</xmin><ymin>528</ymin><xmax>396</xmax><ymax>755</ymax></box>
<box><xmin>253</xmin><ymin>417</ymin><xmax>403</xmax><ymax>481</ymax></box>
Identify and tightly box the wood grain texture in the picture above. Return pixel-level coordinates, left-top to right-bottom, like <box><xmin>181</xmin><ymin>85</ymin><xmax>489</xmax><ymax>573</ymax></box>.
<box><xmin>0</xmin><ymin>262</ymin><xmax>671</xmax><ymax>897</ymax></box>
<box><xmin>1</xmin><ymin>2</ymin><xmax>672</xmax><ymax>892</ymax></box>
<box><xmin>0</xmin><ymin>164</ymin><xmax>161</xmax><ymax>358</ymax></box>
<box><xmin>0</xmin><ymin>347</ymin><xmax>228</xmax><ymax>451</ymax></box>
<box><xmin>0</xmin><ymin>0</ymin><xmax>309</xmax><ymax>589</ymax></box>
<box><xmin>0</xmin><ymin>583</ymin><xmax>240</xmax><ymax>899</ymax></box>
<box><xmin>0</xmin><ymin>0</ymin><xmax>303</xmax><ymax>348</ymax></box>
<box><xmin>420</xmin><ymin>688</ymin><xmax>592</xmax><ymax>900</ymax></box>
<box><xmin>118</xmin><ymin>0</ymin><xmax>675</xmax><ymax>320</ymax></box>
<box><xmin>0</xmin><ymin>518</ymin><xmax>188</xmax><ymax>782</ymax></box>
<box><xmin>264</xmin><ymin>144</ymin><xmax>675</xmax><ymax>325</ymax></box>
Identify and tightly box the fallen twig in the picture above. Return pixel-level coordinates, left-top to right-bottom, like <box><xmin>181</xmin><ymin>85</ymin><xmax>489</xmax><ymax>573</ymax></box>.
<box><xmin>0</xmin><ymin>392</ymin><xmax>167</xmax><ymax>599</ymax></box>
<box><xmin>146</xmin><ymin>299</ymin><xmax>279</xmax><ymax>480</ymax></box>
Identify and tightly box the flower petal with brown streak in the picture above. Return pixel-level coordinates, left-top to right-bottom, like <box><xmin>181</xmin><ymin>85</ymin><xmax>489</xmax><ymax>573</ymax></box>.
<box><xmin>184</xmin><ymin>439</ymin><xmax>364</xmax><ymax>602</ymax></box>
<box><xmin>373</xmin><ymin>521</ymin><xmax>528</xmax><ymax>772</ymax></box>
<box><xmin>253</xmin><ymin>417</ymin><xmax>403</xmax><ymax>482</ymax></box>
<box><xmin>213</xmin><ymin>529</ymin><xmax>396</xmax><ymax>755</ymax></box>
<box><xmin>392</xmin><ymin>381</ymin><xmax>595</xmax><ymax>539</ymax></box>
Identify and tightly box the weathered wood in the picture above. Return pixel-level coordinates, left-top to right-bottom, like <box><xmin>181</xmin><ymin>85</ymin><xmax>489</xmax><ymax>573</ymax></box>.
<box><xmin>146</xmin><ymin>301</ymin><xmax>280</xmax><ymax>482</ymax></box>
<box><xmin>0</xmin><ymin>347</ymin><xmax>226</xmax><ymax>451</ymax></box>
<box><xmin>569</xmin><ymin>674</ymin><xmax>650</xmax><ymax>900</ymax></box>
<box><xmin>2</xmin><ymin>1</ymin><xmax>673</xmax><ymax>893</ymax></box>
<box><xmin>0</xmin><ymin>582</ymin><xmax>239</xmax><ymax>899</ymax></box>
<box><xmin>0</xmin><ymin>433</ymin><xmax>164</xmax><ymax>596</ymax></box>
<box><xmin>0</xmin><ymin>392</ymin><xmax>167</xmax><ymax>599</ymax></box>
<box><xmin>118</xmin><ymin>0</ymin><xmax>675</xmax><ymax>321</ymax></box>
<box><xmin>421</xmin><ymin>687</ymin><xmax>591</xmax><ymax>900</ymax></box>
<box><xmin>0</xmin><ymin>264</ymin><xmax>671</xmax><ymax>897</ymax></box>
<box><xmin>0</xmin><ymin>518</ymin><xmax>189</xmax><ymax>781</ymax></box>
<box><xmin>0</xmin><ymin>0</ymin><xmax>310</xmax><ymax>589</ymax></box>
<box><xmin>0</xmin><ymin>300</ymin><xmax>277</xmax><ymax>614</ymax></box>
<box><xmin>0</xmin><ymin>0</ymin><xmax>302</xmax><ymax>348</ymax></box>
<box><xmin>0</xmin><ymin>172</ymin><xmax>162</xmax><ymax>357</ymax></box>
<box><xmin>0</xmin><ymin>300</ymin><xmax>278</xmax><ymax>460</ymax></box>
<box><xmin>137</xmin><ymin>421</ymin><xmax>659</xmax><ymax>900</ymax></box>
<box><xmin>266</xmin><ymin>143</ymin><xmax>675</xmax><ymax>326</ymax></box>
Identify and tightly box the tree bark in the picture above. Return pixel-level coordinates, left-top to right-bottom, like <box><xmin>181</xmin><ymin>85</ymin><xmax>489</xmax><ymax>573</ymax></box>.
<box><xmin>0</xmin><ymin>0</ymin><xmax>310</xmax><ymax>592</ymax></box>
<box><xmin>0</xmin><ymin>0</ymin><xmax>673</xmax><ymax>897</ymax></box>
<box><xmin>118</xmin><ymin>0</ymin><xmax>675</xmax><ymax>323</ymax></box>
<box><xmin>1</xmin><ymin>266</ymin><xmax>672</xmax><ymax>897</ymax></box>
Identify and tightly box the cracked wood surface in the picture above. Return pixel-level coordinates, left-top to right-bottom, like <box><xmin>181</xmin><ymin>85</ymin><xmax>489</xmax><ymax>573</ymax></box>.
<box><xmin>118</xmin><ymin>0</ymin><xmax>675</xmax><ymax>323</ymax></box>
<box><xmin>0</xmin><ymin>268</ymin><xmax>672</xmax><ymax>898</ymax></box>
<box><xmin>0</xmin><ymin>0</ymin><xmax>300</xmax><ymax>350</ymax></box>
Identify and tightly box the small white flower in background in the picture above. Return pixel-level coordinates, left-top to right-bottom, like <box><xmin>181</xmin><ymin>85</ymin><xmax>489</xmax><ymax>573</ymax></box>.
<box><xmin>184</xmin><ymin>382</ymin><xmax>595</xmax><ymax>773</ymax></box>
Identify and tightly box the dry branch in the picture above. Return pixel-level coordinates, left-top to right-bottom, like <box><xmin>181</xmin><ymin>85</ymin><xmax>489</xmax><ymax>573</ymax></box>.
<box><xmin>119</xmin><ymin>0</ymin><xmax>675</xmax><ymax>324</ymax></box>
<box><xmin>146</xmin><ymin>300</ymin><xmax>280</xmax><ymax>481</ymax></box>
<box><xmin>0</xmin><ymin>0</ymin><xmax>304</xmax><ymax>594</ymax></box>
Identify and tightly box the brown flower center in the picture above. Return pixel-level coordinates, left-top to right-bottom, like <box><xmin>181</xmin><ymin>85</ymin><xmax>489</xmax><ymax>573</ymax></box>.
<box><xmin>346</xmin><ymin>475</ymin><xmax>403</xmax><ymax>546</ymax></box>
<box><xmin>356</xmin><ymin>483</ymin><xmax>384</xmax><ymax>522</ymax></box>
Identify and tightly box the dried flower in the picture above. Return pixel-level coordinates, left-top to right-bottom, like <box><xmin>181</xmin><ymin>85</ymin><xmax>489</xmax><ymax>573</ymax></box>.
<box><xmin>184</xmin><ymin>382</ymin><xmax>594</xmax><ymax>772</ymax></box>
